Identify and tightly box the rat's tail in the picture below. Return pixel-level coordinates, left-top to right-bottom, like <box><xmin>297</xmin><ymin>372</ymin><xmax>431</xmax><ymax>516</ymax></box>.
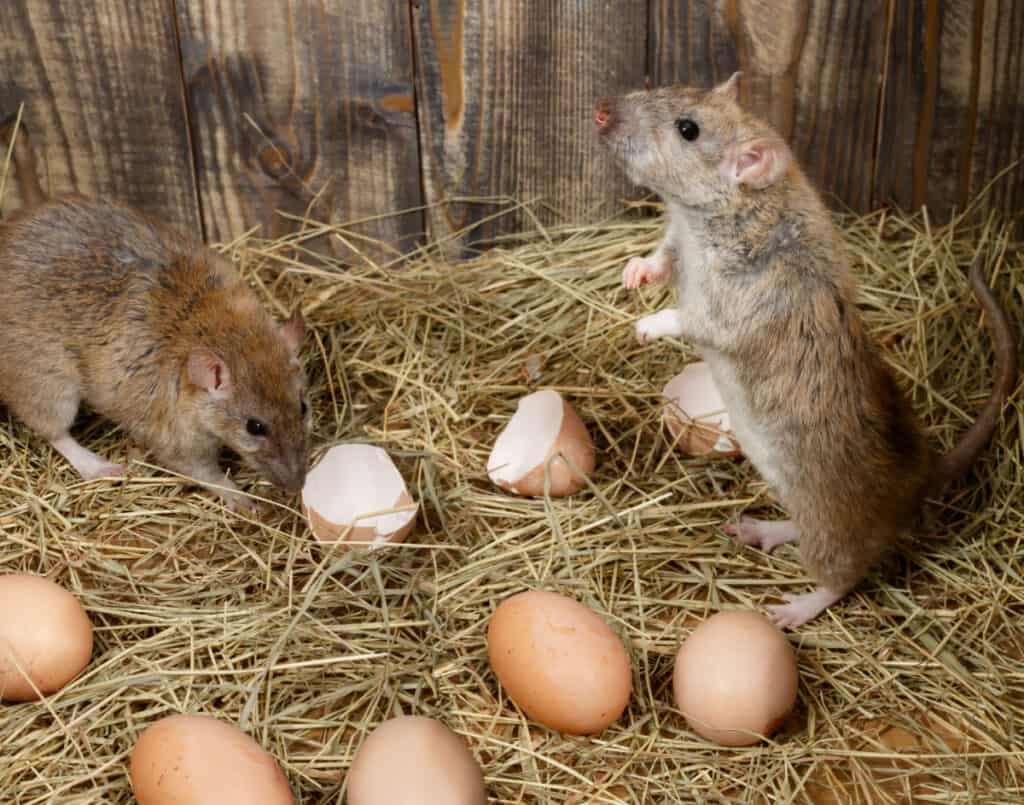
<box><xmin>0</xmin><ymin>111</ymin><xmax>46</xmax><ymax>210</ymax></box>
<box><xmin>931</xmin><ymin>254</ymin><xmax>1019</xmax><ymax>492</ymax></box>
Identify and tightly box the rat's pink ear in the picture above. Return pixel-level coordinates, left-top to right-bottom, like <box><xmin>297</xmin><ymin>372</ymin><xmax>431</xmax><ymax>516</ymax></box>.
<box><xmin>720</xmin><ymin>137</ymin><xmax>791</xmax><ymax>190</ymax></box>
<box><xmin>713</xmin><ymin>72</ymin><xmax>742</xmax><ymax>101</ymax></box>
<box><xmin>281</xmin><ymin>308</ymin><xmax>305</xmax><ymax>354</ymax></box>
<box><xmin>188</xmin><ymin>348</ymin><xmax>232</xmax><ymax>396</ymax></box>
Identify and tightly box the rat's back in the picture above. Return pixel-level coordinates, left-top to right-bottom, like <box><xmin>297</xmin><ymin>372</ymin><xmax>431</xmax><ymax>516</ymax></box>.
<box><xmin>0</xmin><ymin>197</ymin><xmax>188</xmax><ymax>335</ymax></box>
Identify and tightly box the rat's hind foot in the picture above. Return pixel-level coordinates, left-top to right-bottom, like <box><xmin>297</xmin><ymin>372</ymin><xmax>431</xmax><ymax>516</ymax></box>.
<box><xmin>622</xmin><ymin>255</ymin><xmax>671</xmax><ymax>289</ymax></box>
<box><xmin>724</xmin><ymin>518</ymin><xmax>798</xmax><ymax>553</ymax></box>
<box><xmin>766</xmin><ymin>586</ymin><xmax>846</xmax><ymax>629</ymax></box>
<box><xmin>50</xmin><ymin>435</ymin><xmax>126</xmax><ymax>481</ymax></box>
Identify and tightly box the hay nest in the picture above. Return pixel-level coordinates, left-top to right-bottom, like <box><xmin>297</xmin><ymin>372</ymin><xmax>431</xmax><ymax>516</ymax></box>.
<box><xmin>0</xmin><ymin>194</ymin><xmax>1022</xmax><ymax>804</ymax></box>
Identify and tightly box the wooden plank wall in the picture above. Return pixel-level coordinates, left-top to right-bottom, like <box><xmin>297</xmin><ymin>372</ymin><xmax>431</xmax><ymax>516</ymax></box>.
<box><xmin>1</xmin><ymin>1</ymin><xmax>1021</xmax><ymax>257</ymax></box>
<box><xmin>0</xmin><ymin>0</ymin><xmax>199</xmax><ymax>232</ymax></box>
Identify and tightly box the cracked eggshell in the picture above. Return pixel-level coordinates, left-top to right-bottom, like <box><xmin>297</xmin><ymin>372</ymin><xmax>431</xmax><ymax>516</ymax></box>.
<box><xmin>673</xmin><ymin>611</ymin><xmax>798</xmax><ymax>746</ymax></box>
<box><xmin>0</xmin><ymin>574</ymin><xmax>93</xmax><ymax>702</ymax></box>
<box><xmin>346</xmin><ymin>716</ymin><xmax>487</xmax><ymax>805</ymax></box>
<box><xmin>662</xmin><ymin>362</ymin><xmax>742</xmax><ymax>458</ymax></box>
<box><xmin>130</xmin><ymin>714</ymin><xmax>294</xmax><ymax>805</ymax></box>
<box><xmin>302</xmin><ymin>444</ymin><xmax>417</xmax><ymax>547</ymax></box>
<box><xmin>487</xmin><ymin>390</ymin><xmax>596</xmax><ymax>497</ymax></box>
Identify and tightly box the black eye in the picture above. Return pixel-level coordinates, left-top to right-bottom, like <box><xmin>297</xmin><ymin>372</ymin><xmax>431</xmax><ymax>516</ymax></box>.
<box><xmin>300</xmin><ymin>400</ymin><xmax>308</xmax><ymax>417</ymax></box>
<box><xmin>676</xmin><ymin>118</ymin><xmax>699</xmax><ymax>141</ymax></box>
<box><xmin>246</xmin><ymin>419</ymin><xmax>267</xmax><ymax>437</ymax></box>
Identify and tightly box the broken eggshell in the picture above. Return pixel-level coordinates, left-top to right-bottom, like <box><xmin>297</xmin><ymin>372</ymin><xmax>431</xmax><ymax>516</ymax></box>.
<box><xmin>302</xmin><ymin>444</ymin><xmax>417</xmax><ymax>546</ymax></box>
<box><xmin>487</xmin><ymin>390</ymin><xmax>596</xmax><ymax>497</ymax></box>
<box><xmin>662</xmin><ymin>362</ymin><xmax>742</xmax><ymax>458</ymax></box>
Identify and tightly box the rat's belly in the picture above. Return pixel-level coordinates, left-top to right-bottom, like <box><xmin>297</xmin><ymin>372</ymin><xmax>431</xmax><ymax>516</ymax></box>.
<box><xmin>700</xmin><ymin>351</ymin><xmax>788</xmax><ymax>494</ymax></box>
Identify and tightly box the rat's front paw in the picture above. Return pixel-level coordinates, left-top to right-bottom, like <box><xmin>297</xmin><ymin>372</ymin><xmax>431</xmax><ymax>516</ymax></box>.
<box><xmin>224</xmin><ymin>490</ymin><xmax>259</xmax><ymax>514</ymax></box>
<box><xmin>622</xmin><ymin>256</ymin><xmax>670</xmax><ymax>289</ymax></box>
<box><xmin>635</xmin><ymin>309</ymin><xmax>686</xmax><ymax>345</ymax></box>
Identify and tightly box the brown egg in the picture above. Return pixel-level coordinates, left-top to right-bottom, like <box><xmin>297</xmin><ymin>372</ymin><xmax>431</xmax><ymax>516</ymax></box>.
<box><xmin>487</xmin><ymin>390</ymin><xmax>596</xmax><ymax>497</ymax></box>
<box><xmin>0</xmin><ymin>574</ymin><xmax>93</xmax><ymax>702</ymax></box>
<box><xmin>662</xmin><ymin>362</ymin><xmax>742</xmax><ymax>458</ymax></box>
<box><xmin>673</xmin><ymin>611</ymin><xmax>798</xmax><ymax>746</ymax></box>
<box><xmin>130</xmin><ymin>714</ymin><xmax>294</xmax><ymax>805</ymax></box>
<box><xmin>302</xmin><ymin>443</ymin><xmax>418</xmax><ymax>546</ymax></box>
<box><xmin>346</xmin><ymin>716</ymin><xmax>486</xmax><ymax>804</ymax></box>
<box><xmin>487</xmin><ymin>590</ymin><xmax>631</xmax><ymax>735</ymax></box>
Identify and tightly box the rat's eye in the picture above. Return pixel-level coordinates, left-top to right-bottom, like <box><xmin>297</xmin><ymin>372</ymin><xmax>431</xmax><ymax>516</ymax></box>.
<box><xmin>300</xmin><ymin>400</ymin><xmax>308</xmax><ymax>417</ymax></box>
<box><xmin>676</xmin><ymin>118</ymin><xmax>700</xmax><ymax>141</ymax></box>
<box><xmin>246</xmin><ymin>418</ymin><xmax>268</xmax><ymax>437</ymax></box>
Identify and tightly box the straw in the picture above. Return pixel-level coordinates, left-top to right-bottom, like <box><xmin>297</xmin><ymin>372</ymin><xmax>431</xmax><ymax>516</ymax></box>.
<box><xmin>0</xmin><ymin>185</ymin><xmax>1021</xmax><ymax>802</ymax></box>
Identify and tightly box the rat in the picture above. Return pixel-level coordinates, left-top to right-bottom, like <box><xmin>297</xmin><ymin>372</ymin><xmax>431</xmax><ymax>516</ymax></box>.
<box><xmin>0</xmin><ymin>115</ymin><xmax>309</xmax><ymax>511</ymax></box>
<box><xmin>593</xmin><ymin>73</ymin><xmax>1018</xmax><ymax>628</ymax></box>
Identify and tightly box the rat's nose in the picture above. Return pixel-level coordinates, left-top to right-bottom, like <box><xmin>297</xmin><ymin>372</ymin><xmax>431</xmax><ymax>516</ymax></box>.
<box><xmin>594</xmin><ymin>98</ymin><xmax>613</xmax><ymax>129</ymax></box>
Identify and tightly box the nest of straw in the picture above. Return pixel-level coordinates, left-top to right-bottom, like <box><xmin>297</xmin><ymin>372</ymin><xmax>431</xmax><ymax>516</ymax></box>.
<box><xmin>0</xmin><ymin>193</ymin><xmax>1021</xmax><ymax>804</ymax></box>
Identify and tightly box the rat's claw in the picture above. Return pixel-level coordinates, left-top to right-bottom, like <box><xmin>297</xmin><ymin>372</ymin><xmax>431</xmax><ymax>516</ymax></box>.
<box><xmin>622</xmin><ymin>257</ymin><xmax>651</xmax><ymax>289</ymax></box>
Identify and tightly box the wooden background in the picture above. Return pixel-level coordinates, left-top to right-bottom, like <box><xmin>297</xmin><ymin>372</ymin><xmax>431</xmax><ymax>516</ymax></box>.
<box><xmin>1</xmin><ymin>0</ymin><xmax>1021</xmax><ymax>256</ymax></box>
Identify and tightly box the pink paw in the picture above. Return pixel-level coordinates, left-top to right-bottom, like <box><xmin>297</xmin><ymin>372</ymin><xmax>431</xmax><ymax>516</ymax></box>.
<box><xmin>723</xmin><ymin>518</ymin><xmax>798</xmax><ymax>554</ymax></box>
<box><xmin>81</xmin><ymin>462</ymin><xmax>127</xmax><ymax>482</ymax></box>
<box><xmin>766</xmin><ymin>586</ymin><xmax>844</xmax><ymax>629</ymax></box>
<box><xmin>635</xmin><ymin>321</ymin><xmax>655</xmax><ymax>344</ymax></box>
<box><xmin>622</xmin><ymin>256</ymin><xmax>669</xmax><ymax>289</ymax></box>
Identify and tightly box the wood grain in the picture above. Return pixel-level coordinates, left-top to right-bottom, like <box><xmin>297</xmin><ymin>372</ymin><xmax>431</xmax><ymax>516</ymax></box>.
<box><xmin>176</xmin><ymin>0</ymin><xmax>422</xmax><ymax>258</ymax></box>
<box><xmin>412</xmin><ymin>0</ymin><xmax>648</xmax><ymax>250</ymax></box>
<box><xmin>0</xmin><ymin>0</ymin><xmax>199</xmax><ymax>231</ymax></box>
<box><xmin>649</xmin><ymin>0</ymin><xmax>890</xmax><ymax>212</ymax></box>
<box><xmin>876</xmin><ymin>0</ymin><xmax>1024</xmax><ymax>219</ymax></box>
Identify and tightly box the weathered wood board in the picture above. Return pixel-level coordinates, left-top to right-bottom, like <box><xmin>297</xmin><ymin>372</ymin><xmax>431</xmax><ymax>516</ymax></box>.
<box><xmin>3</xmin><ymin>0</ymin><xmax>1021</xmax><ymax>255</ymax></box>
<box><xmin>877</xmin><ymin>0</ymin><xmax>1024</xmax><ymax>219</ymax></box>
<box><xmin>650</xmin><ymin>0</ymin><xmax>891</xmax><ymax>213</ymax></box>
<box><xmin>176</xmin><ymin>0</ymin><xmax>423</xmax><ymax>258</ymax></box>
<box><xmin>0</xmin><ymin>0</ymin><xmax>199</xmax><ymax>231</ymax></box>
<box><xmin>411</xmin><ymin>0</ymin><xmax>649</xmax><ymax>249</ymax></box>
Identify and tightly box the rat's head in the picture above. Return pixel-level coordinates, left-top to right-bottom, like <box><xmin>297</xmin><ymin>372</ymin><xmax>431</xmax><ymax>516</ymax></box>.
<box><xmin>594</xmin><ymin>73</ymin><xmax>792</xmax><ymax>207</ymax></box>
<box><xmin>186</xmin><ymin>308</ymin><xmax>310</xmax><ymax>495</ymax></box>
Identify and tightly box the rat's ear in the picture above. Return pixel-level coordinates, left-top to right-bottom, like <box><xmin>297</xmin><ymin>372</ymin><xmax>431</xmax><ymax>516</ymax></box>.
<box><xmin>720</xmin><ymin>137</ymin><xmax>791</xmax><ymax>190</ymax></box>
<box><xmin>188</xmin><ymin>348</ymin><xmax>232</xmax><ymax>397</ymax></box>
<box><xmin>712</xmin><ymin>72</ymin><xmax>742</xmax><ymax>101</ymax></box>
<box><xmin>280</xmin><ymin>308</ymin><xmax>305</xmax><ymax>354</ymax></box>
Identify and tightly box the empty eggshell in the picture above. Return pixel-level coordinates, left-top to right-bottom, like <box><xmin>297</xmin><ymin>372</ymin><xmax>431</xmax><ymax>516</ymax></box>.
<box><xmin>673</xmin><ymin>611</ymin><xmax>798</xmax><ymax>746</ymax></box>
<box><xmin>302</xmin><ymin>444</ymin><xmax>417</xmax><ymax>546</ymax></box>
<box><xmin>662</xmin><ymin>362</ymin><xmax>741</xmax><ymax>457</ymax></box>
<box><xmin>487</xmin><ymin>590</ymin><xmax>632</xmax><ymax>735</ymax></box>
<box><xmin>487</xmin><ymin>389</ymin><xmax>596</xmax><ymax>497</ymax></box>
<box><xmin>0</xmin><ymin>574</ymin><xmax>93</xmax><ymax>702</ymax></box>
<box><xmin>130</xmin><ymin>713</ymin><xmax>293</xmax><ymax>805</ymax></box>
<box><xmin>347</xmin><ymin>715</ymin><xmax>486</xmax><ymax>805</ymax></box>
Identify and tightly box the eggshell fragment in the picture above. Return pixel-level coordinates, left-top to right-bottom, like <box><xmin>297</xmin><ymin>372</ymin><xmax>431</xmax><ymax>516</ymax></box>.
<box><xmin>662</xmin><ymin>362</ymin><xmax>741</xmax><ymax>457</ymax></box>
<box><xmin>487</xmin><ymin>590</ymin><xmax>631</xmax><ymax>735</ymax></box>
<box><xmin>130</xmin><ymin>714</ymin><xmax>293</xmax><ymax>805</ymax></box>
<box><xmin>673</xmin><ymin>611</ymin><xmax>798</xmax><ymax>746</ymax></box>
<box><xmin>0</xmin><ymin>574</ymin><xmax>93</xmax><ymax>702</ymax></box>
<box><xmin>347</xmin><ymin>716</ymin><xmax>486</xmax><ymax>805</ymax></box>
<box><xmin>302</xmin><ymin>444</ymin><xmax>417</xmax><ymax>546</ymax></box>
<box><xmin>487</xmin><ymin>390</ymin><xmax>596</xmax><ymax>497</ymax></box>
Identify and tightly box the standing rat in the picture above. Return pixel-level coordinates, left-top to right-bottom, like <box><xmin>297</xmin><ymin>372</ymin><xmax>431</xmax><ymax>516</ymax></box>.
<box><xmin>594</xmin><ymin>74</ymin><xmax>1018</xmax><ymax>627</ymax></box>
<box><xmin>0</xmin><ymin>116</ymin><xmax>309</xmax><ymax>510</ymax></box>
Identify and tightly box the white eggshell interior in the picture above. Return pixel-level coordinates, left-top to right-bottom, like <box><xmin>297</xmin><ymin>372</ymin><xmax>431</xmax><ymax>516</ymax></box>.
<box><xmin>663</xmin><ymin>362</ymin><xmax>732</xmax><ymax>432</ymax></box>
<box><xmin>302</xmin><ymin>444</ymin><xmax>415</xmax><ymax>540</ymax></box>
<box><xmin>487</xmin><ymin>389</ymin><xmax>565</xmax><ymax>485</ymax></box>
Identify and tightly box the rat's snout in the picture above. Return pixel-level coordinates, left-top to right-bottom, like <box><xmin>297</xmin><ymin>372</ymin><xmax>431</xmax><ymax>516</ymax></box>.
<box><xmin>594</xmin><ymin>98</ymin><xmax>614</xmax><ymax>130</ymax></box>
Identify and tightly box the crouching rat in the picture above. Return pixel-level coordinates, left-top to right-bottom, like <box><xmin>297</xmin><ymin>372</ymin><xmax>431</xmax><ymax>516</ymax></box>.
<box><xmin>0</xmin><ymin>117</ymin><xmax>309</xmax><ymax>510</ymax></box>
<box><xmin>594</xmin><ymin>74</ymin><xmax>1018</xmax><ymax>628</ymax></box>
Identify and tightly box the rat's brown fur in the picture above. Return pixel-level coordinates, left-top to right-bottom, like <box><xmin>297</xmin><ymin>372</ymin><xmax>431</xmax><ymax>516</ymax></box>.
<box><xmin>0</xmin><ymin>121</ymin><xmax>308</xmax><ymax>509</ymax></box>
<box><xmin>596</xmin><ymin>75</ymin><xmax>1018</xmax><ymax>627</ymax></box>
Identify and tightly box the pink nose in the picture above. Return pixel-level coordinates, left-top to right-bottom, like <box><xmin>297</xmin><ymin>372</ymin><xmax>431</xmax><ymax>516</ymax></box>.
<box><xmin>594</xmin><ymin>99</ymin><xmax>612</xmax><ymax>128</ymax></box>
